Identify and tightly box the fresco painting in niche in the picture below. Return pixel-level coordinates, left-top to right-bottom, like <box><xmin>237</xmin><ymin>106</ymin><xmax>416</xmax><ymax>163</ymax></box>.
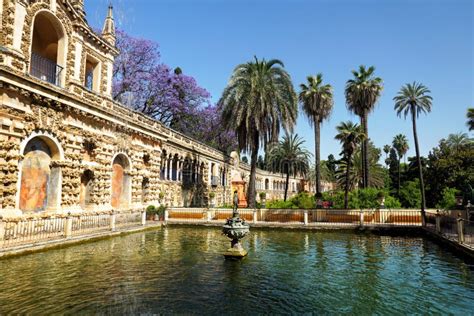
<box><xmin>19</xmin><ymin>138</ymin><xmax>55</xmax><ymax>212</ymax></box>
<box><xmin>111</xmin><ymin>155</ymin><xmax>129</xmax><ymax>208</ymax></box>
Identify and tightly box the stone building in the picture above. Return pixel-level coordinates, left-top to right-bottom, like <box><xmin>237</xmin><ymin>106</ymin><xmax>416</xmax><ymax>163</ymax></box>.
<box><xmin>0</xmin><ymin>0</ymin><xmax>328</xmax><ymax>217</ymax></box>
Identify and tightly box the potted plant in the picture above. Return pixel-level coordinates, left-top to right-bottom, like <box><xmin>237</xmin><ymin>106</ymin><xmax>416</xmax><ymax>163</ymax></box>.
<box><xmin>157</xmin><ymin>205</ymin><xmax>166</xmax><ymax>221</ymax></box>
<box><xmin>209</xmin><ymin>192</ymin><xmax>216</xmax><ymax>207</ymax></box>
<box><xmin>259</xmin><ymin>192</ymin><xmax>266</xmax><ymax>208</ymax></box>
<box><xmin>146</xmin><ymin>205</ymin><xmax>158</xmax><ymax>221</ymax></box>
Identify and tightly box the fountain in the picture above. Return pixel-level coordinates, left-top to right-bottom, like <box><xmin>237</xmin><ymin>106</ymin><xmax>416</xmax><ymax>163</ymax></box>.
<box><xmin>222</xmin><ymin>191</ymin><xmax>250</xmax><ymax>258</ymax></box>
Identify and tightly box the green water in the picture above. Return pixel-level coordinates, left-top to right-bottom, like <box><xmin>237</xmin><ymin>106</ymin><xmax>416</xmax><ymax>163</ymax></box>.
<box><xmin>0</xmin><ymin>227</ymin><xmax>472</xmax><ymax>314</ymax></box>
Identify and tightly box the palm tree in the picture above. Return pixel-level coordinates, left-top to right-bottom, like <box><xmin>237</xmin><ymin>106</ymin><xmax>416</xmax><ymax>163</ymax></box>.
<box><xmin>266</xmin><ymin>134</ymin><xmax>311</xmax><ymax>201</ymax></box>
<box><xmin>337</xmin><ymin>141</ymin><xmax>385</xmax><ymax>189</ymax></box>
<box><xmin>345</xmin><ymin>65</ymin><xmax>383</xmax><ymax>189</ymax></box>
<box><xmin>394</xmin><ymin>82</ymin><xmax>432</xmax><ymax>224</ymax></box>
<box><xmin>383</xmin><ymin>144</ymin><xmax>391</xmax><ymax>167</ymax></box>
<box><xmin>392</xmin><ymin>134</ymin><xmax>409</xmax><ymax>195</ymax></box>
<box><xmin>445</xmin><ymin>132</ymin><xmax>472</xmax><ymax>151</ymax></box>
<box><xmin>335</xmin><ymin>121</ymin><xmax>366</xmax><ymax>209</ymax></box>
<box><xmin>467</xmin><ymin>108</ymin><xmax>474</xmax><ymax>131</ymax></box>
<box><xmin>299</xmin><ymin>74</ymin><xmax>334</xmax><ymax>196</ymax></box>
<box><xmin>220</xmin><ymin>57</ymin><xmax>297</xmax><ymax>207</ymax></box>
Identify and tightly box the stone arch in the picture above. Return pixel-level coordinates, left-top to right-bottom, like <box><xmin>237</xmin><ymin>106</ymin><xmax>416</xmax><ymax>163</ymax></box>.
<box><xmin>29</xmin><ymin>9</ymin><xmax>68</xmax><ymax>86</ymax></box>
<box><xmin>79</xmin><ymin>169</ymin><xmax>94</xmax><ymax>208</ymax></box>
<box><xmin>17</xmin><ymin>133</ymin><xmax>63</xmax><ymax>212</ymax></box>
<box><xmin>111</xmin><ymin>153</ymin><xmax>131</xmax><ymax>209</ymax></box>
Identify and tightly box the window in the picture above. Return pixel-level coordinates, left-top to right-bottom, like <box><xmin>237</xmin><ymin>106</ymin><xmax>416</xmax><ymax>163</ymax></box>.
<box><xmin>85</xmin><ymin>55</ymin><xmax>100</xmax><ymax>92</ymax></box>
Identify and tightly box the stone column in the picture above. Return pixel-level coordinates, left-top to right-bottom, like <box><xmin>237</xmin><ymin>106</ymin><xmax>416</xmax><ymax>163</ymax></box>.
<box><xmin>360</xmin><ymin>210</ymin><xmax>364</xmax><ymax>226</ymax></box>
<box><xmin>253</xmin><ymin>209</ymin><xmax>257</xmax><ymax>224</ymax></box>
<box><xmin>141</xmin><ymin>209</ymin><xmax>146</xmax><ymax>226</ymax></box>
<box><xmin>435</xmin><ymin>210</ymin><xmax>441</xmax><ymax>233</ymax></box>
<box><xmin>457</xmin><ymin>214</ymin><xmax>465</xmax><ymax>244</ymax></box>
<box><xmin>65</xmin><ymin>213</ymin><xmax>73</xmax><ymax>238</ymax></box>
<box><xmin>164</xmin><ymin>209</ymin><xmax>169</xmax><ymax>222</ymax></box>
<box><xmin>304</xmin><ymin>210</ymin><xmax>308</xmax><ymax>225</ymax></box>
<box><xmin>0</xmin><ymin>216</ymin><xmax>5</xmax><ymax>243</ymax></box>
<box><xmin>110</xmin><ymin>210</ymin><xmax>116</xmax><ymax>231</ymax></box>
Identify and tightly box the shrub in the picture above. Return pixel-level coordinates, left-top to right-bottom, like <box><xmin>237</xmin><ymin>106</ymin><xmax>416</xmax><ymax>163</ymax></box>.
<box><xmin>157</xmin><ymin>205</ymin><xmax>166</xmax><ymax>217</ymax></box>
<box><xmin>399</xmin><ymin>180</ymin><xmax>422</xmax><ymax>208</ymax></box>
<box><xmin>436</xmin><ymin>187</ymin><xmax>458</xmax><ymax>210</ymax></box>
<box><xmin>159</xmin><ymin>192</ymin><xmax>165</xmax><ymax>200</ymax></box>
<box><xmin>259</xmin><ymin>192</ymin><xmax>266</xmax><ymax>200</ymax></box>
<box><xmin>209</xmin><ymin>192</ymin><xmax>216</xmax><ymax>199</ymax></box>
<box><xmin>146</xmin><ymin>205</ymin><xmax>158</xmax><ymax>215</ymax></box>
<box><xmin>290</xmin><ymin>192</ymin><xmax>314</xmax><ymax>209</ymax></box>
<box><xmin>384</xmin><ymin>195</ymin><xmax>402</xmax><ymax>208</ymax></box>
<box><xmin>266</xmin><ymin>199</ymin><xmax>296</xmax><ymax>209</ymax></box>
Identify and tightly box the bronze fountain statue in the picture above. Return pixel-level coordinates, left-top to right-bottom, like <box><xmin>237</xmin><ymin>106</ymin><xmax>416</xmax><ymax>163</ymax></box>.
<box><xmin>222</xmin><ymin>190</ymin><xmax>250</xmax><ymax>258</ymax></box>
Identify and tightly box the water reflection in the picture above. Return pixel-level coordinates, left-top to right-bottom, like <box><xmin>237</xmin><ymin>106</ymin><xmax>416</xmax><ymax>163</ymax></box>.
<box><xmin>0</xmin><ymin>227</ymin><xmax>472</xmax><ymax>314</ymax></box>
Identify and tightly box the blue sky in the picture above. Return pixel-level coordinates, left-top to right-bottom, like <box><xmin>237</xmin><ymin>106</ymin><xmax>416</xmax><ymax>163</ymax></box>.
<box><xmin>86</xmin><ymin>0</ymin><xmax>473</xmax><ymax>160</ymax></box>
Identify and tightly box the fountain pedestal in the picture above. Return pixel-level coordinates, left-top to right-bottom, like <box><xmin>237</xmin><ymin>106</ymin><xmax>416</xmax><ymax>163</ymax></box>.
<box><xmin>222</xmin><ymin>213</ymin><xmax>249</xmax><ymax>259</ymax></box>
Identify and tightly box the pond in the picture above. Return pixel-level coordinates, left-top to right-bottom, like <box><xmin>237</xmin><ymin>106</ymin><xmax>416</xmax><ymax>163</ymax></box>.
<box><xmin>0</xmin><ymin>226</ymin><xmax>472</xmax><ymax>314</ymax></box>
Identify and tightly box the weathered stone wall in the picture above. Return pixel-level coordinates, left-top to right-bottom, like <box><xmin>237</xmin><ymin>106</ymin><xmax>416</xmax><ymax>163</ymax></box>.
<box><xmin>0</xmin><ymin>0</ymin><xmax>313</xmax><ymax>218</ymax></box>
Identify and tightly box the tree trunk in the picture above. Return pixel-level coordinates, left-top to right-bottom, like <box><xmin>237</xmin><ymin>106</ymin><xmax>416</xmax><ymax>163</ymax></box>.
<box><xmin>315</xmin><ymin>120</ymin><xmax>321</xmax><ymax>195</ymax></box>
<box><xmin>411</xmin><ymin>107</ymin><xmax>426</xmax><ymax>225</ymax></box>
<box><xmin>397</xmin><ymin>156</ymin><xmax>401</xmax><ymax>196</ymax></box>
<box><xmin>344</xmin><ymin>154</ymin><xmax>351</xmax><ymax>209</ymax></box>
<box><xmin>284</xmin><ymin>170</ymin><xmax>290</xmax><ymax>201</ymax></box>
<box><xmin>362</xmin><ymin>112</ymin><xmax>370</xmax><ymax>188</ymax></box>
<box><xmin>247</xmin><ymin>134</ymin><xmax>259</xmax><ymax>208</ymax></box>
<box><xmin>359</xmin><ymin>115</ymin><xmax>365</xmax><ymax>188</ymax></box>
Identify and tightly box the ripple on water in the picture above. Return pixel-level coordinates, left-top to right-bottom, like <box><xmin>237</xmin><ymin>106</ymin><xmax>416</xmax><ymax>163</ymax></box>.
<box><xmin>0</xmin><ymin>228</ymin><xmax>472</xmax><ymax>314</ymax></box>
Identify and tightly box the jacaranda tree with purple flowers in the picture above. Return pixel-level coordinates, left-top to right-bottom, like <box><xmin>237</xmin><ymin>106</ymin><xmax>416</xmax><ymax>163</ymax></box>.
<box><xmin>112</xmin><ymin>30</ymin><xmax>236</xmax><ymax>152</ymax></box>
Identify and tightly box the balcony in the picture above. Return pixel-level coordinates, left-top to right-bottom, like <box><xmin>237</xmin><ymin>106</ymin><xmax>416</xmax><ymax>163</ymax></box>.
<box><xmin>211</xmin><ymin>176</ymin><xmax>220</xmax><ymax>187</ymax></box>
<box><xmin>30</xmin><ymin>52</ymin><xmax>63</xmax><ymax>86</ymax></box>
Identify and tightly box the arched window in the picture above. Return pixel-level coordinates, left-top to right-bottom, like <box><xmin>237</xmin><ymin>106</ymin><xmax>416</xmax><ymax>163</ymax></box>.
<box><xmin>111</xmin><ymin>154</ymin><xmax>131</xmax><ymax>209</ymax></box>
<box><xmin>30</xmin><ymin>11</ymin><xmax>66</xmax><ymax>86</ymax></box>
<box><xmin>19</xmin><ymin>136</ymin><xmax>62</xmax><ymax>212</ymax></box>
<box><xmin>265</xmin><ymin>179</ymin><xmax>269</xmax><ymax>191</ymax></box>
<box><xmin>80</xmin><ymin>170</ymin><xmax>94</xmax><ymax>208</ymax></box>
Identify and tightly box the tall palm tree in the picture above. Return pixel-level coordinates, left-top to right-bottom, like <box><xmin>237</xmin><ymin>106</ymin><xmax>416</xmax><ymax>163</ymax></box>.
<box><xmin>394</xmin><ymin>82</ymin><xmax>432</xmax><ymax>224</ymax></box>
<box><xmin>266</xmin><ymin>134</ymin><xmax>311</xmax><ymax>201</ymax></box>
<box><xmin>345</xmin><ymin>65</ymin><xmax>383</xmax><ymax>189</ymax></box>
<box><xmin>220</xmin><ymin>57</ymin><xmax>297</xmax><ymax>207</ymax></box>
<box><xmin>299</xmin><ymin>74</ymin><xmax>334</xmax><ymax>196</ymax></box>
<box><xmin>335</xmin><ymin>121</ymin><xmax>366</xmax><ymax>209</ymax></box>
<box><xmin>383</xmin><ymin>144</ymin><xmax>391</xmax><ymax>167</ymax></box>
<box><xmin>467</xmin><ymin>108</ymin><xmax>474</xmax><ymax>131</ymax></box>
<box><xmin>392</xmin><ymin>134</ymin><xmax>409</xmax><ymax>195</ymax></box>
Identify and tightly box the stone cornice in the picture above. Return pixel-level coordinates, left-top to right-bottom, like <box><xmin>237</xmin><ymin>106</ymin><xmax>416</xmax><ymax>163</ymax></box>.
<box><xmin>0</xmin><ymin>66</ymin><xmax>231</xmax><ymax>163</ymax></box>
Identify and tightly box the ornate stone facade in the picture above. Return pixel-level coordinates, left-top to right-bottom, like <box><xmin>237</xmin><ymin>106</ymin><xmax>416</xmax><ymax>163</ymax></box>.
<box><xmin>0</xmin><ymin>0</ymin><xmax>319</xmax><ymax>217</ymax></box>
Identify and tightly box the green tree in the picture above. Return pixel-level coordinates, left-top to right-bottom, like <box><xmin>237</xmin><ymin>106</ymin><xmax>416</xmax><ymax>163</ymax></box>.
<box><xmin>337</xmin><ymin>141</ymin><xmax>385</xmax><ymax>189</ymax></box>
<box><xmin>257</xmin><ymin>155</ymin><xmax>265</xmax><ymax>170</ymax></box>
<box><xmin>467</xmin><ymin>108</ymin><xmax>474</xmax><ymax>131</ymax></box>
<box><xmin>399</xmin><ymin>179</ymin><xmax>422</xmax><ymax>208</ymax></box>
<box><xmin>266</xmin><ymin>134</ymin><xmax>311</xmax><ymax>201</ymax></box>
<box><xmin>335</xmin><ymin>121</ymin><xmax>366</xmax><ymax>208</ymax></box>
<box><xmin>220</xmin><ymin>57</ymin><xmax>297</xmax><ymax>207</ymax></box>
<box><xmin>392</xmin><ymin>134</ymin><xmax>409</xmax><ymax>195</ymax></box>
<box><xmin>299</xmin><ymin>74</ymin><xmax>334</xmax><ymax>195</ymax></box>
<box><xmin>345</xmin><ymin>65</ymin><xmax>383</xmax><ymax>189</ymax></box>
<box><xmin>425</xmin><ymin>137</ymin><xmax>473</xmax><ymax>207</ymax></box>
<box><xmin>394</xmin><ymin>82</ymin><xmax>432</xmax><ymax>222</ymax></box>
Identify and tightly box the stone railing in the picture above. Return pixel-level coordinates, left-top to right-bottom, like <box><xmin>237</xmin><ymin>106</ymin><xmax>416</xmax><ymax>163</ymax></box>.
<box><xmin>0</xmin><ymin>208</ymin><xmax>147</xmax><ymax>249</ymax></box>
<box><xmin>425</xmin><ymin>211</ymin><xmax>474</xmax><ymax>248</ymax></box>
<box><xmin>166</xmin><ymin>208</ymin><xmax>424</xmax><ymax>226</ymax></box>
